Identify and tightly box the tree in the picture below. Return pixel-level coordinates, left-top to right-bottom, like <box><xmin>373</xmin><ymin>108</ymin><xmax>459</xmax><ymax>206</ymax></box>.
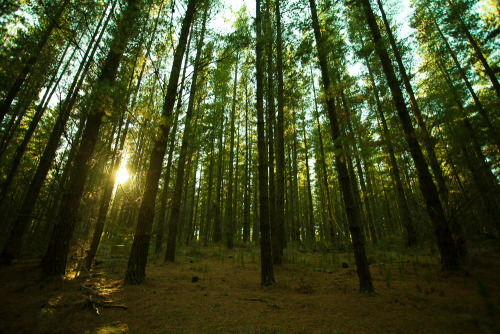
<box><xmin>358</xmin><ymin>0</ymin><xmax>460</xmax><ymax>270</ymax></box>
<box><xmin>154</xmin><ymin>25</ymin><xmax>194</xmax><ymax>254</ymax></box>
<box><xmin>165</xmin><ymin>2</ymin><xmax>209</xmax><ymax>262</ymax></box>
<box><xmin>274</xmin><ymin>0</ymin><xmax>285</xmax><ymax>264</ymax></box>
<box><xmin>309</xmin><ymin>0</ymin><xmax>373</xmax><ymax>292</ymax></box>
<box><xmin>0</xmin><ymin>0</ymin><xmax>70</xmax><ymax>125</ymax></box>
<box><xmin>40</xmin><ymin>0</ymin><xmax>143</xmax><ymax>277</ymax></box>
<box><xmin>124</xmin><ymin>0</ymin><xmax>199</xmax><ymax>284</ymax></box>
<box><xmin>364</xmin><ymin>56</ymin><xmax>416</xmax><ymax>246</ymax></box>
<box><xmin>376</xmin><ymin>0</ymin><xmax>450</xmax><ymax>209</ymax></box>
<box><xmin>256</xmin><ymin>0</ymin><xmax>274</xmax><ymax>286</ymax></box>
<box><xmin>225</xmin><ymin>52</ymin><xmax>238</xmax><ymax>249</ymax></box>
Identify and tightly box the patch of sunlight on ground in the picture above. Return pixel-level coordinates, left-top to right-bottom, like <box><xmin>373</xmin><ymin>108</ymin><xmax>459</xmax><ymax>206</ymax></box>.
<box><xmin>91</xmin><ymin>322</ymin><xmax>129</xmax><ymax>334</ymax></box>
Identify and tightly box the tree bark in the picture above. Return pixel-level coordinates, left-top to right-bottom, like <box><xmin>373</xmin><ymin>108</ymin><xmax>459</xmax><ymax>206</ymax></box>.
<box><xmin>225</xmin><ymin>53</ymin><xmax>239</xmax><ymax>249</ymax></box>
<box><xmin>256</xmin><ymin>0</ymin><xmax>274</xmax><ymax>286</ymax></box>
<box><xmin>243</xmin><ymin>74</ymin><xmax>251</xmax><ymax>243</ymax></box>
<box><xmin>302</xmin><ymin>119</ymin><xmax>316</xmax><ymax>242</ymax></box>
<box><xmin>274</xmin><ymin>0</ymin><xmax>285</xmax><ymax>263</ymax></box>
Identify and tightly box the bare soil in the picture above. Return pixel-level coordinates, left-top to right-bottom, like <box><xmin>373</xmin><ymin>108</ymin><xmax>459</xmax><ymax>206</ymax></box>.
<box><xmin>0</xmin><ymin>243</ymin><xmax>499</xmax><ymax>333</ymax></box>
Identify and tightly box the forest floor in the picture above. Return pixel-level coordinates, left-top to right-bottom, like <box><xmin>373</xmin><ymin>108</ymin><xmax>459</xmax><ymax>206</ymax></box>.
<box><xmin>0</xmin><ymin>240</ymin><xmax>499</xmax><ymax>334</ymax></box>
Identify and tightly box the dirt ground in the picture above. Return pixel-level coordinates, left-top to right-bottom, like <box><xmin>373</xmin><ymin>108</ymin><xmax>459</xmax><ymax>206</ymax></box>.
<box><xmin>0</xmin><ymin>242</ymin><xmax>499</xmax><ymax>334</ymax></box>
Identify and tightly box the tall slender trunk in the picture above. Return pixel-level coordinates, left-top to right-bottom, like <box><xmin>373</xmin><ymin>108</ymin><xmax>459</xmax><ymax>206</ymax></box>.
<box><xmin>291</xmin><ymin>116</ymin><xmax>301</xmax><ymax>242</ymax></box>
<box><xmin>377</xmin><ymin>0</ymin><xmax>449</xmax><ymax>208</ymax></box>
<box><xmin>124</xmin><ymin>0</ymin><xmax>197</xmax><ymax>284</ymax></box>
<box><xmin>360</xmin><ymin>0</ymin><xmax>459</xmax><ymax>270</ymax></box>
<box><xmin>0</xmin><ymin>41</ymin><xmax>74</xmax><ymax>206</ymax></box>
<box><xmin>265</xmin><ymin>0</ymin><xmax>278</xmax><ymax>261</ymax></box>
<box><xmin>233</xmin><ymin>127</ymin><xmax>241</xmax><ymax>241</ymax></box>
<box><xmin>310</xmin><ymin>0</ymin><xmax>373</xmax><ymax>292</ymax></box>
<box><xmin>243</xmin><ymin>76</ymin><xmax>251</xmax><ymax>243</ymax></box>
<box><xmin>274</xmin><ymin>0</ymin><xmax>285</xmax><ymax>263</ymax></box>
<box><xmin>186</xmin><ymin>151</ymin><xmax>200</xmax><ymax>245</ymax></box>
<box><xmin>203</xmin><ymin>134</ymin><xmax>215</xmax><ymax>243</ymax></box>
<box><xmin>365</xmin><ymin>59</ymin><xmax>416</xmax><ymax>246</ymax></box>
<box><xmin>213</xmin><ymin>111</ymin><xmax>225</xmax><ymax>243</ymax></box>
<box><xmin>165</xmin><ymin>4</ymin><xmax>209</xmax><ymax>262</ymax></box>
<box><xmin>256</xmin><ymin>0</ymin><xmax>274</xmax><ymax>286</ymax></box>
<box><xmin>436</xmin><ymin>58</ymin><xmax>500</xmax><ymax>231</ymax></box>
<box><xmin>432</xmin><ymin>15</ymin><xmax>500</xmax><ymax>154</ymax></box>
<box><xmin>311</xmin><ymin>68</ymin><xmax>336</xmax><ymax>244</ymax></box>
<box><xmin>302</xmin><ymin>119</ymin><xmax>315</xmax><ymax>242</ymax></box>
<box><xmin>362</xmin><ymin>157</ymin><xmax>379</xmax><ymax>242</ymax></box>
<box><xmin>446</xmin><ymin>0</ymin><xmax>500</xmax><ymax>100</ymax></box>
<box><xmin>154</xmin><ymin>25</ymin><xmax>193</xmax><ymax>254</ymax></box>
<box><xmin>346</xmin><ymin>110</ymin><xmax>377</xmax><ymax>244</ymax></box>
<box><xmin>225</xmin><ymin>53</ymin><xmax>239</xmax><ymax>249</ymax></box>
<box><xmin>252</xmin><ymin>154</ymin><xmax>260</xmax><ymax>242</ymax></box>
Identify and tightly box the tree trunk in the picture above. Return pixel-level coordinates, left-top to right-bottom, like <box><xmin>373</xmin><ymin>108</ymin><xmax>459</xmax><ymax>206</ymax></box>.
<box><xmin>0</xmin><ymin>41</ymin><xmax>74</xmax><ymax>206</ymax></box>
<box><xmin>311</xmin><ymin>68</ymin><xmax>336</xmax><ymax>244</ymax></box>
<box><xmin>432</xmin><ymin>15</ymin><xmax>500</xmax><ymax>154</ymax></box>
<box><xmin>186</xmin><ymin>151</ymin><xmax>200</xmax><ymax>245</ymax></box>
<box><xmin>365</xmin><ymin>59</ymin><xmax>416</xmax><ymax>246</ymax></box>
<box><xmin>213</xmin><ymin>112</ymin><xmax>225</xmax><ymax>244</ymax></box>
<box><xmin>124</xmin><ymin>0</ymin><xmax>197</xmax><ymax>284</ymax></box>
<box><xmin>265</xmin><ymin>0</ymin><xmax>278</xmax><ymax>261</ymax></box>
<box><xmin>203</xmin><ymin>134</ymin><xmax>216</xmax><ymax>243</ymax></box>
<box><xmin>252</xmin><ymin>155</ymin><xmax>260</xmax><ymax>242</ymax></box>
<box><xmin>310</xmin><ymin>0</ymin><xmax>373</xmax><ymax>292</ymax></box>
<box><xmin>256</xmin><ymin>0</ymin><xmax>274</xmax><ymax>286</ymax></box>
<box><xmin>360</xmin><ymin>0</ymin><xmax>459</xmax><ymax>270</ymax></box>
<box><xmin>243</xmin><ymin>75</ymin><xmax>251</xmax><ymax>243</ymax></box>
<box><xmin>447</xmin><ymin>0</ymin><xmax>500</xmax><ymax>100</ymax></box>
<box><xmin>291</xmin><ymin>114</ymin><xmax>301</xmax><ymax>242</ymax></box>
<box><xmin>377</xmin><ymin>0</ymin><xmax>449</xmax><ymax>209</ymax></box>
<box><xmin>274</xmin><ymin>0</ymin><xmax>285</xmax><ymax>263</ymax></box>
<box><xmin>225</xmin><ymin>53</ymin><xmax>239</xmax><ymax>249</ymax></box>
<box><xmin>302</xmin><ymin>119</ymin><xmax>316</xmax><ymax>242</ymax></box>
<box><xmin>165</xmin><ymin>4</ymin><xmax>209</xmax><ymax>262</ymax></box>
<box><xmin>154</xmin><ymin>26</ymin><xmax>193</xmax><ymax>254</ymax></box>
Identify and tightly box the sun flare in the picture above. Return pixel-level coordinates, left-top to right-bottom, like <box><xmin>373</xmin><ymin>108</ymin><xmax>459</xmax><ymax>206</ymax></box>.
<box><xmin>116</xmin><ymin>166</ymin><xmax>129</xmax><ymax>184</ymax></box>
